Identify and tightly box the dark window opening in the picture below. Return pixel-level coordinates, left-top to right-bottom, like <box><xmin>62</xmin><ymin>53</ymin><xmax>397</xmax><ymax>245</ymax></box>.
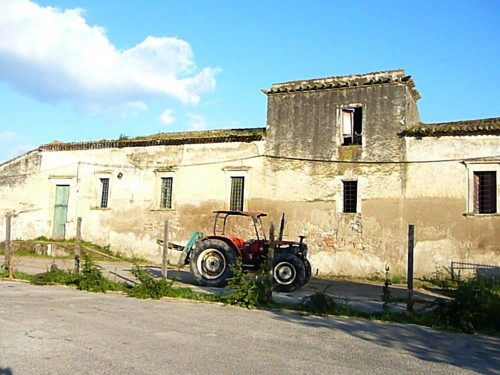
<box><xmin>230</xmin><ymin>177</ymin><xmax>245</xmax><ymax>211</ymax></box>
<box><xmin>342</xmin><ymin>107</ymin><xmax>362</xmax><ymax>145</ymax></box>
<box><xmin>160</xmin><ymin>177</ymin><xmax>173</xmax><ymax>209</ymax></box>
<box><xmin>474</xmin><ymin>171</ymin><xmax>497</xmax><ymax>214</ymax></box>
<box><xmin>343</xmin><ymin>180</ymin><xmax>358</xmax><ymax>213</ymax></box>
<box><xmin>100</xmin><ymin>178</ymin><xmax>109</xmax><ymax>208</ymax></box>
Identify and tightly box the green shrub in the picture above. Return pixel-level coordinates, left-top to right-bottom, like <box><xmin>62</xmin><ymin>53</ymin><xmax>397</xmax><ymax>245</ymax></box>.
<box><xmin>31</xmin><ymin>264</ymin><xmax>78</xmax><ymax>285</ymax></box>
<box><xmin>424</xmin><ymin>267</ymin><xmax>458</xmax><ymax>291</ymax></box>
<box><xmin>77</xmin><ymin>254</ymin><xmax>115</xmax><ymax>292</ymax></box>
<box><xmin>127</xmin><ymin>266</ymin><xmax>175</xmax><ymax>299</ymax></box>
<box><xmin>30</xmin><ymin>255</ymin><xmax>125</xmax><ymax>293</ymax></box>
<box><xmin>301</xmin><ymin>287</ymin><xmax>337</xmax><ymax>315</ymax></box>
<box><xmin>391</xmin><ymin>274</ymin><xmax>405</xmax><ymax>284</ymax></box>
<box><xmin>224</xmin><ymin>258</ymin><xmax>270</xmax><ymax>309</ymax></box>
<box><xmin>432</xmin><ymin>277</ymin><xmax>500</xmax><ymax>333</ymax></box>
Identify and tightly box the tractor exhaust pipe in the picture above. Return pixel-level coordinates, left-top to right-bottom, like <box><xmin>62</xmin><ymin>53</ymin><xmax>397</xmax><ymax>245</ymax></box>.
<box><xmin>278</xmin><ymin>213</ymin><xmax>285</xmax><ymax>242</ymax></box>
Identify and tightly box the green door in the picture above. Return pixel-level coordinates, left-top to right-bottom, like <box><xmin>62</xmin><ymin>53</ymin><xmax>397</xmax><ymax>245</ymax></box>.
<box><xmin>52</xmin><ymin>185</ymin><xmax>70</xmax><ymax>240</ymax></box>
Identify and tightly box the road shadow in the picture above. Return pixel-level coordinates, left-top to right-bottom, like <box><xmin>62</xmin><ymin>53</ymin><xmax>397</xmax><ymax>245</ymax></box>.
<box><xmin>266</xmin><ymin>308</ymin><xmax>500</xmax><ymax>374</ymax></box>
<box><xmin>143</xmin><ymin>266</ymin><xmax>199</xmax><ymax>285</ymax></box>
<box><xmin>0</xmin><ymin>368</ymin><xmax>13</xmax><ymax>375</ymax></box>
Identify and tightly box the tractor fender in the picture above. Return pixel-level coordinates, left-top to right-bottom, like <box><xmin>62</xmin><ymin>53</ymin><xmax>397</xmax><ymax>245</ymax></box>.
<box><xmin>205</xmin><ymin>235</ymin><xmax>248</xmax><ymax>260</ymax></box>
<box><xmin>275</xmin><ymin>243</ymin><xmax>307</xmax><ymax>259</ymax></box>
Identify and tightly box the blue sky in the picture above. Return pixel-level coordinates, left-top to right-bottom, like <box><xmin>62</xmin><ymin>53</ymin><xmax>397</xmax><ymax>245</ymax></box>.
<box><xmin>0</xmin><ymin>0</ymin><xmax>498</xmax><ymax>162</ymax></box>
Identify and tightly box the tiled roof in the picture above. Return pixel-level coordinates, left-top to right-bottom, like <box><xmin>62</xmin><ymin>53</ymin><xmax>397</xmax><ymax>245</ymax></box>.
<box><xmin>262</xmin><ymin>69</ymin><xmax>421</xmax><ymax>100</ymax></box>
<box><xmin>39</xmin><ymin>128</ymin><xmax>266</xmax><ymax>152</ymax></box>
<box><xmin>404</xmin><ymin>117</ymin><xmax>500</xmax><ymax>137</ymax></box>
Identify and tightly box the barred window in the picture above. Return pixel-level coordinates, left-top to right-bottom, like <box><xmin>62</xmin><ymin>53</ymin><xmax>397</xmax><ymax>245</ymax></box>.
<box><xmin>343</xmin><ymin>180</ymin><xmax>357</xmax><ymax>213</ymax></box>
<box><xmin>474</xmin><ymin>171</ymin><xmax>497</xmax><ymax>214</ymax></box>
<box><xmin>100</xmin><ymin>178</ymin><xmax>109</xmax><ymax>208</ymax></box>
<box><xmin>230</xmin><ymin>177</ymin><xmax>245</xmax><ymax>211</ymax></box>
<box><xmin>160</xmin><ymin>177</ymin><xmax>173</xmax><ymax>209</ymax></box>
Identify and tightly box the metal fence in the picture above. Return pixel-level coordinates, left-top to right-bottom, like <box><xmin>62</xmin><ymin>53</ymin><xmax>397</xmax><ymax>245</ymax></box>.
<box><xmin>450</xmin><ymin>261</ymin><xmax>500</xmax><ymax>280</ymax></box>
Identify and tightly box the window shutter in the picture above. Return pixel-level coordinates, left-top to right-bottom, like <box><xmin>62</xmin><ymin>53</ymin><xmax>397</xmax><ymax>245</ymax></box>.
<box><xmin>342</xmin><ymin>110</ymin><xmax>353</xmax><ymax>136</ymax></box>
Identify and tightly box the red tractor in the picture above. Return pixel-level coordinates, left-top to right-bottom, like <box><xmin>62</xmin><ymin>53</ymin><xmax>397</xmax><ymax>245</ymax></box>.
<box><xmin>183</xmin><ymin>210</ymin><xmax>311</xmax><ymax>292</ymax></box>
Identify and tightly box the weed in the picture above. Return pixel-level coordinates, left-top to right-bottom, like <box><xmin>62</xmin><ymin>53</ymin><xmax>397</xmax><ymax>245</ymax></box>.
<box><xmin>391</xmin><ymin>274</ymin><xmax>405</xmax><ymax>285</ymax></box>
<box><xmin>29</xmin><ymin>255</ymin><xmax>126</xmax><ymax>292</ymax></box>
<box><xmin>422</xmin><ymin>267</ymin><xmax>458</xmax><ymax>292</ymax></box>
<box><xmin>431</xmin><ymin>277</ymin><xmax>500</xmax><ymax>333</ymax></box>
<box><xmin>301</xmin><ymin>287</ymin><xmax>337</xmax><ymax>315</ymax></box>
<box><xmin>127</xmin><ymin>266</ymin><xmax>176</xmax><ymax>299</ymax></box>
<box><xmin>0</xmin><ymin>265</ymin><xmax>34</xmax><ymax>281</ymax></box>
<box><xmin>224</xmin><ymin>258</ymin><xmax>270</xmax><ymax>309</ymax></box>
<box><xmin>31</xmin><ymin>264</ymin><xmax>78</xmax><ymax>286</ymax></box>
<box><xmin>78</xmin><ymin>254</ymin><xmax>116</xmax><ymax>292</ymax></box>
<box><xmin>34</xmin><ymin>236</ymin><xmax>50</xmax><ymax>241</ymax></box>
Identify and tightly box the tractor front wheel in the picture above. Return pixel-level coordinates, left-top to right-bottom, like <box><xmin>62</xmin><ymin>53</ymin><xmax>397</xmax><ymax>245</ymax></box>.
<box><xmin>190</xmin><ymin>239</ymin><xmax>237</xmax><ymax>287</ymax></box>
<box><xmin>273</xmin><ymin>253</ymin><xmax>306</xmax><ymax>293</ymax></box>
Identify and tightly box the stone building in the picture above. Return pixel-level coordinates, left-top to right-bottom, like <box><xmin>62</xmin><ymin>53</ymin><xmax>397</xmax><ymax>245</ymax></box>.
<box><xmin>0</xmin><ymin>69</ymin><xmax>498</xmax><ymax>277</ymax></box>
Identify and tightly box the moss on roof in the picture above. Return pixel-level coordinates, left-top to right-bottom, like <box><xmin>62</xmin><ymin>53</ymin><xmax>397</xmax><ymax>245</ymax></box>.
<box><xmin>405</xmin><ymin>117</ymin><xmax>500</xmax><ymax>137</ymax></box>
<box><xmin>40</xmin><ymin>127</ymin><xmax>266</xmax><ymax>152</ymax></box>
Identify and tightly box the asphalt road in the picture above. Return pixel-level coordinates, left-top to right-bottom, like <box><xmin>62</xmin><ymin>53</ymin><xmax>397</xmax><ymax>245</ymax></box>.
<box><xmin>1</xmin><ymin>281</ymin><xmax>499</xmax><ymax>375</ymax></box>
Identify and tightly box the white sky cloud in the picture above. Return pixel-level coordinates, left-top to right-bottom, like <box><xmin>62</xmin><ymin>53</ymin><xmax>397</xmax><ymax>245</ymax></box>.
<box><xmin>159</xmin><ymin>109</ymin><xmax>176</xmax><ymax>126</ymax></box>
<box><xmin>187</xmin><ymin>113</ymin><xmax>207</xmax><ymax>131</ymax></box>
<box><xmin>0</xmin><ymin>0</ymin><xmax>220</xmax><ymax>110</ymax></box>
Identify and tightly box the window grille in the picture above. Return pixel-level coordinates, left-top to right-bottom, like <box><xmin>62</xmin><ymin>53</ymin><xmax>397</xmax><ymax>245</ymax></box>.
<box><xmin>160</xmin><ymin>177</ymin><xmax>173</xmax><ymax>209</ymax></box>
<box><xmin>343</xmin><ymin>180</ymin><xmax>358</xmax><ymax>213</ymax></box>
<box><xmin>100</xmin><ymin>178</ymin><xmax>109</xmax><ymax>208</ymax></box>
<box><xmin>474</xmin><ymin>171</ymin><xmax>497</xmax><ymax>214</ymax></box>
<box><xmin>230</xmin><ymin>177</ymin><xmax>245</xmax><ymax>211</ymax></box>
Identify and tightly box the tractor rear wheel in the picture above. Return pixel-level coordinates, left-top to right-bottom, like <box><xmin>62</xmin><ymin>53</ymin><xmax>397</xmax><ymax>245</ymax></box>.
<box><xmin>273</xmin><ymin>253</ymin><xmax>306</xmax><ymax>293</ymax></box>
<box><xmin>190</xmin><ymin>239</ymin><xmax>237</xmax><ymax>287</ymax></box>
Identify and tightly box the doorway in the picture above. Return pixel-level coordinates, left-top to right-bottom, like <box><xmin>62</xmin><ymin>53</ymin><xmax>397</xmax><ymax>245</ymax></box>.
<box><xmin>52</xmin><ymin>185</ymin><xmax>70</xmax><ymax>239</ymax></box>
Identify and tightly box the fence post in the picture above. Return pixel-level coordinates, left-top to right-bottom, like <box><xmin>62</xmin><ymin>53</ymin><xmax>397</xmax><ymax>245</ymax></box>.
<box><xmin>74</xmin><ymin>217</ymin><xmax>82</xmax><ymax>273</ymax></box>
<box><xmin>266</xmin><ymin>222</ymin><xmax>275</xmax><ymax>300</ymax></box>
<box><xmin>162</xmin><ymin>220</ymin><xmax>169</xmax><ymax>279</ymax></box>
<box><xmin>4</xmin><ymin>213</ymin><xmax>12</xmax><ymax>278</ymax></box>
<box><xmin>407</xmin><ymin>224</ymin><xmax>415</xmax><ymax>315</ymax></box>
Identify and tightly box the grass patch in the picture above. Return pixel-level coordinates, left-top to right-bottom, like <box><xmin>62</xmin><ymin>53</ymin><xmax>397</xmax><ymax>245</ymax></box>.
<box><xmin>0</xmin><ymin>267</ymin><xmax>34</xmax><ymax>281</ymax></box>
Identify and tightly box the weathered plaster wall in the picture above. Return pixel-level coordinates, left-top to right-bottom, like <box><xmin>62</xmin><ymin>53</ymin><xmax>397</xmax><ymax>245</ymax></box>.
<box><xmin>0</xmin><ymin>141</ymin><xmax>266</xmax><ymax>261</ymax></box>
<box><xmin>262</xmin><ymin>82</ymin><xmax>417</xmax><ymax>276</ymax></box>
<box><xmin>266</xmin><ymin>83</ymin><xmax>411</xmax><ymax>163</ymax></box>
<box><xmin>404</xmin><ymin>135</ymin><xmax>499</xmax><ymax>274</ymax></box>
